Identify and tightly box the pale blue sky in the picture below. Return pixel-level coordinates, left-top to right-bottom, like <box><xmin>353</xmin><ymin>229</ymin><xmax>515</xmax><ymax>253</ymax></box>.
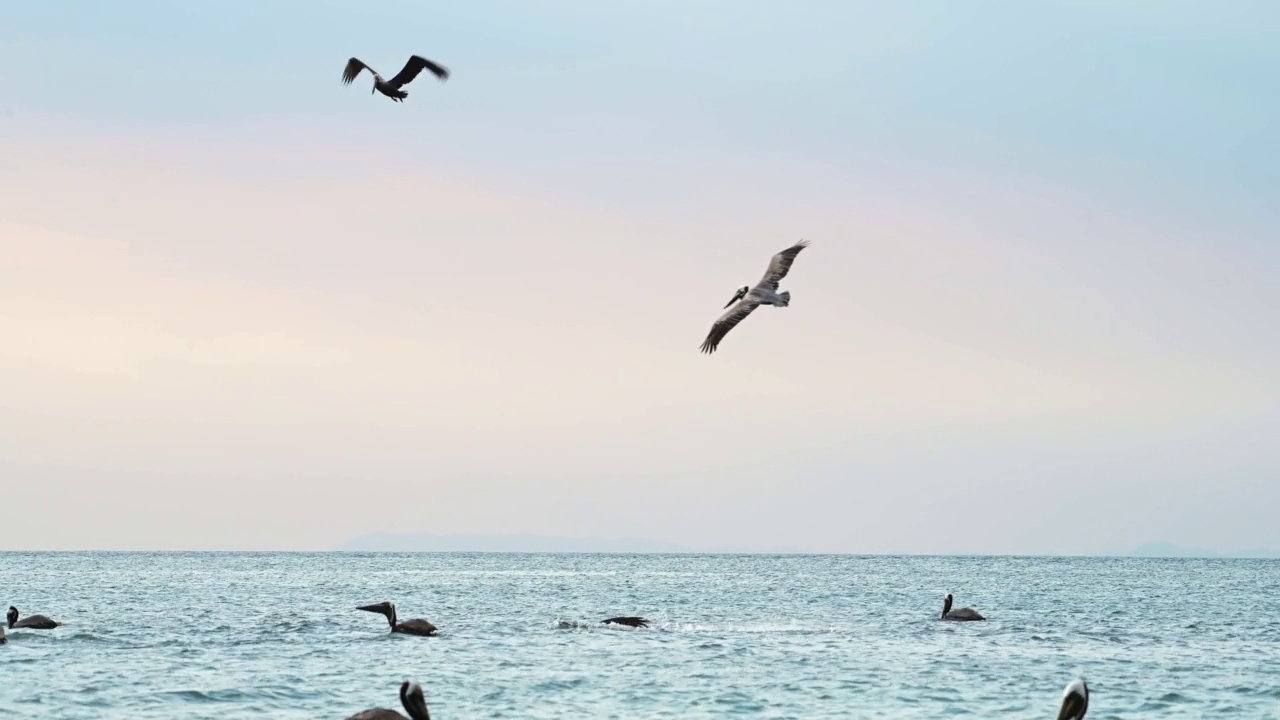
<box><xmin>1</xmin><ymin>1</ymin><xmax>1277</xmax><ymax>552</ymax></box>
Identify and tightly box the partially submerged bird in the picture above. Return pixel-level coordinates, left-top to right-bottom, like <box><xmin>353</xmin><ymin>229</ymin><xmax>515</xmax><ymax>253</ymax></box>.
<box><xmin>602</xmin><ymin>616</ymin><xmax>649</xmax><ymax>628</ymax></box>
<box><xmin>342</xmin><ymin>55</ymin><xmax>449</xmax><ymax>103</ymax></box>
<box><xmin>940</xmin><ymin>593</ymin><xmax>985</xmax><ymax>621</ymax></box>
<box><xmin>0</xmin><ymin>626</ymin><xmax>6</xmax><ymax>644</ymax></box>
<box><xmin>346</xmin><ymin>680</ymin><xmax>431</xmax><ymax>720</ymax></box>
<box><xmin>1057</xmin><ymin>679</ymin><xmax>1089</xmax><ymax>720</ymax></box>
<box><xmin>7</xmin><ymin>606</ymin><xmax>59</xmax><ymax>629</ymax></box>
<box><xmin>357</xmin><ymin>601</ymin><xmax>438</xmax><ymax>636</ymax></box>
<box><xmin>700</xmin><ymin>240</ymin><xmax>810</xmax><ymax>354</ymax></box>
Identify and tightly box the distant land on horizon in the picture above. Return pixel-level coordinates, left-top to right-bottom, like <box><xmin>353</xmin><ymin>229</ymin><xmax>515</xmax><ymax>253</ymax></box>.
<box><xmin>336</xmin><ymin>533</ymin><xmax>1279</xmax><ymax>558</ymax></box>
<box><xmin>1106</xmin><ymin>541</ymin><xmax>1280</xmax><ymax>560</ymax></box>
<box><xmin>336</xmin><ymin>531</ymin><xmax>807</xmax><ymax>554</ymax></box>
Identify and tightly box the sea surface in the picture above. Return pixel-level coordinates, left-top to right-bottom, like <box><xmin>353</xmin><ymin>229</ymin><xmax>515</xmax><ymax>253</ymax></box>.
<box><xmin>1</xmin><ymin>553</ymin><xmax>1278</xmax><ymax>719</ymax></box>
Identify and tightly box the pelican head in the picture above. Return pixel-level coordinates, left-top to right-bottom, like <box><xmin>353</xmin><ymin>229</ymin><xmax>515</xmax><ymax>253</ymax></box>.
<box><xmin>942</xmin><ymin>593</ymin><xmax>953</xmax><ymax>619</ymax></box>
<box><xmin>724</xmin><ymin>286</ymin><xmax>750</xmax><ymax>308</ymax></box>
<box><xmin>1057</xmin><ymin>679</ymin><xmax>1089</xmax><ymax>720</ymax></box>
<box><xmin>6</xmin><ymin>606</ymin><xmax>16</xmax><ymax>629</ymax></box>
<box><xmin>357</xmin><ymin>601</ymin><xmax>397</xmax><ymax>628</ymax></box>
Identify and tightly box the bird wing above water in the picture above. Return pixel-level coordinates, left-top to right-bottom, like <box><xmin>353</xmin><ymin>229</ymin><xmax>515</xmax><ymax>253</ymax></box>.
<box><xmin>700</xmin><ymin>298</ymin><xmax>760</xmax><ymax>354</ymax></box>
<box><xmin>342</xmin><ymin>57</ymin><xmax>377</xmax><ymax>85</ymax></box>
<box><xmin>13</xmin><ymin>614</ymin><xmax>59</xmax><ymax>629</ymax></box>
<box><xmin>387</xmin><ymin>55</ymin><xmax>450</xmax><ymax>88</ymax></box>
<box><xmin>396</xmin><ymin>618</ymin><xmax>438</xmax><ymax>636</ymax></box>
<box><xmin>756</xmin><ymin>240</ymin><xmax>809</xmax><ymax>291</ymax></box>
<box><xmin>345</xmin><ymin>709</ymin><xmax>405</xmax><ymax>720</ymax></box>
<box><xmin>602</xmin><ymin>616</ymin><xmax>650</xmax><ymax>628</ymax></box>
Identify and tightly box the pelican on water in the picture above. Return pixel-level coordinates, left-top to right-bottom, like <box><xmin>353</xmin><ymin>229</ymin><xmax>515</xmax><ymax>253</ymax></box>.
<box><xmin>0</xmin><ymin>626</ymin><xmax>6</xmax><ymax>644</ymax></box>
<box><xmin>940</xmin><ymin>593</ymin><xmax>985</xmax><ymax>621</ymax></box>
<box><xmin>1057</xmin><ymin>679</ymin><xmax>1089</xmax><ymax>720</ymax></box>
<box><xmin>346</xmin><ymin>680</ymin><xmax>431</xmax><ymax>720</ymax></box>
<box><xmin>602</xmin><ymin>616</ymin><xmax>649</xmax><ymax>628</ymax></box>
<box><xmin>700</xmin><ymin>240</ymin><xmax>810</xmax><ymax>354</ymax></box>
<box><xmin>357</xmin><ymin>601</ymin><xmax>438</xmax><ymax>636</ymax></box>
<box><xmin>342</xmin><ymin>55</ymin><xmax>449</xmax><ymax>103</ymax></box>
<box><xmin>7</xmin><ymin>606</ymin><xmax>59</xmax><ymax>629</ymax></box>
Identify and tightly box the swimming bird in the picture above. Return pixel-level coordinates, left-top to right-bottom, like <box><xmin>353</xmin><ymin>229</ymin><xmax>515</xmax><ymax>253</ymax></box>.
<box><xmin>0</xmin><ymin>626</ymin><xmax>6</xmax><ymax>644</ymax></box>
<box><xmin>940</xmin><ymin>593</ymin><xmax>984</xmax><ymax>621</ymax></box>
<box><xmin>1057</xmin><ymin>679</ymin><xmax>1089</xmax><ymax>720</ymax></box>
<box><xmin>700</xmin><ymin>240</ymin><xmax>810</xmax><ymax>354</ymax></box>
<box><xmin>357</xmin><ymin>601</ymin><xmax>438</xmax><ymax>636</ymax></box>
<box><xmin>602</xmin><ymin>616</ymin><xmax>649</xmax><ymax>628</ymax></box>
<box><xmin>342</xmin><ymin>55</ymin><xmax>449</xmax><ymax>103</ymax></box>
<box><xmin>345</xmin><ymin>680</ymin><xmax>431</xmax><ymax>720</ymax></box>
<box><xmin>7</xmin><ymin>606</ymin><xmax>59</xmax><ymax>629</ymax></box>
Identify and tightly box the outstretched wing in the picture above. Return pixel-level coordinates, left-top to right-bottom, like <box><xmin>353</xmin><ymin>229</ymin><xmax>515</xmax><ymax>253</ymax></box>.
<box><xmin>342</xmin><ymin>57</ymin><xmax>375</xmax><ymax>85</ymax></box>
<box><xmin>756</xmin><ymin>239</ymin><xmax>809</xmax><ymax>291</ymax></box>
<box><xmin>700</xmin><ymin>299</ymin><xmax>760</xmax><ymax>354</ymax></box>
<box><xmin>388</xmin><ymin>55</ymin><xmax>450</xmax><ymax>89</ymax></box>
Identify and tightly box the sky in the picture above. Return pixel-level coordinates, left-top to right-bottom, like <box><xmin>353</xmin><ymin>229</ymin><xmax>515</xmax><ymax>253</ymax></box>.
<box><xmin>1</xmin><ymin>0</ymin><xmax>1277</xmax><ymax>553</ymax></box>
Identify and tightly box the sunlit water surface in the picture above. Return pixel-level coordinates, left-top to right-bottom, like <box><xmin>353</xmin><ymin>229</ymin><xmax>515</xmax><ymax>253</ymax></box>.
<box><xmin>2</xmin><ymin>553</ymin><xmax>1278</xmax><ymax>718</ymax></box>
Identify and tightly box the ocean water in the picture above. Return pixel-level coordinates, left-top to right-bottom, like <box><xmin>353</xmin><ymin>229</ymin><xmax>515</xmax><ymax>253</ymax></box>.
<box><xmin>1</xmin><ymin>553</ymin><xmax>1278</xmax><ymax>719</ymax></box>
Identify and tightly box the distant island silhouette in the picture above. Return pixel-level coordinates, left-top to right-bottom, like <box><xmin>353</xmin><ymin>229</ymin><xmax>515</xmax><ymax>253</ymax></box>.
<box><xmin>335</xmin><ymin>533</ymin><xmax>1277</xmax><ymax>557</ymax></box>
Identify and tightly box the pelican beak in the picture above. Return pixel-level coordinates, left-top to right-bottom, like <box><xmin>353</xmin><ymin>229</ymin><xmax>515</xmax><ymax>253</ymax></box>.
<box><xmin>723</xmin><ymin>289</ymin><xmax>744</xmax><ymax>308</ymax></box>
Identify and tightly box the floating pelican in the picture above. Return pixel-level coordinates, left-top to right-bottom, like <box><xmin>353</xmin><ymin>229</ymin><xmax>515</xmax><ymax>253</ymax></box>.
<box><xmin>1057</xmin><ymin>679</ymin><xmax>1089</xmax><ymax>720</ymax></box>
<box><xmin>342</xmin><ymin>54</ymin><xmax>450</xmax><ymax>103</ymax></box>
<box><xmin>346</xmin><ymin>680</ymin><xmax>431</xmax><ymax>720</ymax></box>
<box><xmin>940</xmin><ymin>593</ymin><xmax>985</xmax><ymax>621</ymax></box>
<box><xmin>602</xmin><ymin>616</ymin><xmax>649</xmax><ymax>628</ymax></box>
<box><xmin>7</xmin><ymin>606</ymin><xmax>59</xmax><ymax>629</ymax></box>
<box><xmin>700</xmin><ymin>240</ymin><xmax>810</xmax><ymax>354</ymax></box>
<box><xmin>357</xmin><ymin>601</ymin><xmax>438</xmax><ymax>636</ymax></box>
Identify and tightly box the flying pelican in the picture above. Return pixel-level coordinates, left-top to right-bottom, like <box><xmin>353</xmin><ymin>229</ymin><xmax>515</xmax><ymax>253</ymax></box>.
<box><xmin>7</xmin><ymin>606</ymin><xmax>60</xmax><ymax>629</ymax></box>
<box><xmin>341</xmin><ymin>55</ymin><xmax>449</xmax><ymax>103</ymax></box>
<box><xmin>1057</xmin><ymin>679</ymin><xmax>1089</xmax><ymax>720</ymax></box>
<box><xmin>357</xmin><ymin>601</ymin><xmax>438</xmax><ymax>636</ymax></box>
<box><xmin>602</xmin><ymin>616</ymin><xmax>649</xmax><ymax>628</ymax></box>
<box><xmin>346</xmin><ymin>680</ymin><xmax>431</xmax><ymax>720</ymax></box>
<box><xmin>700</xmin><ymin>240</ymin><xmax>810</xmax><ymax>354</ymax></box>
<box><xmin>940</xmin><ymin>593</ymin><xmax>985</xmax><ymax>621</ymax></box>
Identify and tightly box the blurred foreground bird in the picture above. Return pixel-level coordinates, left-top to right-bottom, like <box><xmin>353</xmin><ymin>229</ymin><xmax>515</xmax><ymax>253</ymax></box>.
<box><xmin>342</xmin><ymin>54</ymin><xmax>449</xmax><ymax>103</ymax></box>
<box><xmin>1057</xmin><ymin>679</ymin><xmax>1089</xmax><ymax>720</ymax></box>
<box><xmin>345</xmin><ymin>680</ymin><xmax>431</xmax><ymax>720</ymax></box>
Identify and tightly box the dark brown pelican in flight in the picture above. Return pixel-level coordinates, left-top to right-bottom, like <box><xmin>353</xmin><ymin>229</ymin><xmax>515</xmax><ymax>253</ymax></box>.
<box><xmin>940</xmin><ymin>593</ymin><xmax>985</xmax><ymax>621</ymax></box>
<box><xmin>700</xmin><ymin>240</ymin><xmax>810</xmax><ymax>354</ymax></box>
<box><xmin>602</xmin><ymin>616</ymin><xmax>649</xmax><ymax>628</ymax></box>
<box><xmin>345</xmin><ymin>680</ymin><xmax>431</xmax><ymax>720</ymax></box>
<box><xmin>1057</xmin><ymin>679</ymin><xmax>1089</xmax><ymax>720</ymax></box>
<box><xmin>7</xmin><ymin>606</ymin><xmax>60</xmax><ymax>629</ymax></box>
<box><xmin>357</xmin><ymin>601</ymin><xmax>438</xmax><ymax>636</ymax></box>
<box><xmin>342</xmin><ymin>55</ymin><xmax>449</xmax><ymax>103</ymax></box>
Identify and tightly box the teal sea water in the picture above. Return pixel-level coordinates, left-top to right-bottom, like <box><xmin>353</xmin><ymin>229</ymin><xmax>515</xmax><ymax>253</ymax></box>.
<box><xmin>2</xmin><ymin>553</ymin><xmax>1278</xmax><ymax>718</ymax></box>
